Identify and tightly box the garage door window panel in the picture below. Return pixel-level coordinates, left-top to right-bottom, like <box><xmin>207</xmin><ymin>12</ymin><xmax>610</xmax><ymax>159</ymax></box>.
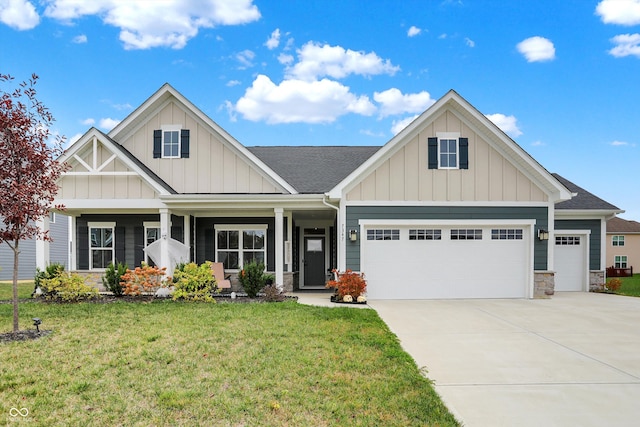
<box><xmin>367</xmin><ymin>229</ymin><xmax>400</xmax><ymax>241</ymax></box>
<box><xmin>556</xmin><ymin>236</ymin><xmax>580</xmax><ymax>245</ymax></box>
<box><xmin>491</xmin><ymin>229</ymin><xmax>523</xmax><ymax>240</ymax></box>
<box><xmin>409</xmin><ymin>229</ymin><xmax>442</xmax><ymax>240</ymax></box>
<box><xmin>451</xmin><ymin>229</ymin><xmax>482</xmax><ymax>240</ymax></box>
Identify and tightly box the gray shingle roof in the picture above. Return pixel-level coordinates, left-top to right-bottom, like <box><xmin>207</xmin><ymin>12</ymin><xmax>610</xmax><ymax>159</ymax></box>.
<box><xmin>248</xmin><ymin>146</ymin><xmax>381</xmax><ymax>193</ymax></box>
<box><xmin>552</xmin><ymin>173</ymin><xmax>619</xmax><ymax>211</ymax></box>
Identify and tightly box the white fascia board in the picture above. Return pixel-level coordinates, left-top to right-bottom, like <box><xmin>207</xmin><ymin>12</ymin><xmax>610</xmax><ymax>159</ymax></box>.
<box><xmin>107</xmin><ymin>84</ymin><xmax>297</xmax><ymax>195</ymax></box>
<box><xmin>54</xmin><ymin>199</ymin><xmax>167</xmax><ymax>210</ymax></box>
<box><xmin>159</xmin><ymin>193</ymin><xmax>327</xmax><ymax>210</ymax></box>
<box><xmin>555</xmin><ymin>209</ymin><xmax>625</xmax><ymax>219</ymax></box>
<box><xmin>344</xmin><ymin>200</ymin><xmax>551</xmax><ymax>207</ymax></box>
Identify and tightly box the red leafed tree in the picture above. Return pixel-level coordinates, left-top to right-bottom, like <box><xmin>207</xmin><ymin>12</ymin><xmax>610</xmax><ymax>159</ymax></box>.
<box><xmin>0</xmin><ymin>73</ymin><xmax>67</xmax><ymax>332</ymax></box>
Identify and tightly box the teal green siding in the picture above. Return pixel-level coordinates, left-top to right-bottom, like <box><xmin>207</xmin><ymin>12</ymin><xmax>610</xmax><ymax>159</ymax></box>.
<box><xmin>555</xmin><ymin>219</ymin><xmax>602</xmax><ymax>270</ymax></box>
<box><xmin>346</xmin><ymin>206</ymin><xmax>549</xmax><ymax>271</ymax></box>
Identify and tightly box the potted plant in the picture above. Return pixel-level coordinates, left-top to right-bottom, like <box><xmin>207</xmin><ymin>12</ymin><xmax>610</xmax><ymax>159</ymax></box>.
<box><xmin>326</xmin><ymin>269</ymin><xmax>367</xmax><ymax>304</ymax></box>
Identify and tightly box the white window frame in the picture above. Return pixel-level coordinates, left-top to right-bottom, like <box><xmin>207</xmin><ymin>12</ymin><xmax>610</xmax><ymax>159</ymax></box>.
<box><xmin>612</xmin><ymin>235</ymin><xmax>625</xmax><ymax>246</ymax></box>
<box><xmin>214</xmin><ymin>224</ymin><xmax>268</xmax><ymax>271</ymax></box>
<box><xmin>615</xmin><ymin>255</ymin><xmax>628</xmax><ymax>269</ymax></box>
<box><xmin>162</xmin><ymin>124</ymin><xmax>182</xmax><ymax>158</ymax></box>
<box><xmin>437</xmin><ymin>132</ymin><xmax>460</xmax><ymax>169</ymax></box>
<box><xmin>144</xmin><ymin>221</ymin><xmax>160</xmax><ymax>265</ymax></box>
<box><xmin>88</xmin><ymin>222</ymin><xmax>115</xmax><ymax>270</ymax></box>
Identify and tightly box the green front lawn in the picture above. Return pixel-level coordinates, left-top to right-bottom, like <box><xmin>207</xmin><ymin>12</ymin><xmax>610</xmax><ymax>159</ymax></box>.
<box><xmin>0</xmin><ymin>300</ymin><xmax>458</xmax><ymax>426</ymax></box>
<box><xmin>614</xmin><ymin>274</ymin><xmax>640</xmax><ymax>297</ymax></box>
<box><xmin>0</xmin><ymin>281</ymin><xmax>34</xmax><ymax>300</ymax></box>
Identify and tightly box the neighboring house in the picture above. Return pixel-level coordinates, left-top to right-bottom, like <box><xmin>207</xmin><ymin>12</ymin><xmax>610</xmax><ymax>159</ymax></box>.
<box><xmin>0</xmin><ymin>212</ymin><xmax>69</xmax><ymax>281</ymax></box>
<box><xmin>44</xmin><ymin>84</ymin><xmax>622</xmax><ymax>299</ymax></box>
<box><xmin>606</xmin><ymin>216</ymin><xmax>640</xmax><ymax>276</ymax></box>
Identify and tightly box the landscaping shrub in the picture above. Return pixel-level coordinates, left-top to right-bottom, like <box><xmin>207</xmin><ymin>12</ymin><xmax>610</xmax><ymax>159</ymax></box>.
<box><xmin>34</xmin><ymin>262</ymin><xmax>65</xmax><ymax>293</ymax></box>
<box><xmin>172</xmin><ymin>262</ymin><xmax>218</xmax><ymax>302</ymax></box>
<box><xmin>121</xmin><ymin>263</ymin><xmax>170</xmax><ymax>296</ymax></box>
<box><xmin>238</xmin><ymin>261</ymin><xmax>273</xmax><ymax>298</ymax></box>
<box><xmin>40</xmin><ymin>273</ymin><xmax>99</xmax><ymax>302</ymax></box>
<box><xmin>102</xmin><ymin>262</ymin><xmax>128</xmax><ymax>296</ymax></box>
<box><xmin>606</xmin><ymin>278</ymin><xmax>622</xmax><ymax>292</ymax></box>
<box><xmin>326</xmin><ymin>269</ymin><xmax>367</xmax><ymax>300</ymax></box>
<box><xmin>262</xmin><ymin>284</ymin><xmax>286</xmax><ymax>302</ymax></box>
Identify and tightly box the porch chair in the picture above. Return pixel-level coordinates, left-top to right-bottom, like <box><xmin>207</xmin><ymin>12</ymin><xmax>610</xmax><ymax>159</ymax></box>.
<box><xmin>211</xmin><ymin>262</ymin><xmax>231</xmax><ymax>289</ymax></box>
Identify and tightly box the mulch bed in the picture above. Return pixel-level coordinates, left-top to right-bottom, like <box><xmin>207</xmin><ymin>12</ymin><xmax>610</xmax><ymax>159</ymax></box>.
<box><xmin>0</xmin><ymin>329</ymin><xmax>52</xmax><ymax>344</ymax></box>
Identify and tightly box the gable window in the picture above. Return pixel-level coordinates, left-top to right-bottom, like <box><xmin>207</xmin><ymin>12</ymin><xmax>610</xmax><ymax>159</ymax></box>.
<box><xmin>613</xmin><ymin>235</ymin><xmax>625</xmax><ymax>246</ymax></box>
<box><xmin>153</xmin><ymin>126</ymin><xmax>190</xmax><ymax>159</ymax></box>
<box><xmin>615</xmin><ymin>255</ymin><xmax>628</xmax><ymax>269</ymax></box>
<box><xmin>215</xmin><ymin>225</ymin><xmax>267</xmax><ymax>270</ymax></box>
<box><xmin>428</xmin><ymin>133</ymin><xmax>469</xmax><ymax>170</ymax></box>
<box><xmin>89</xmin><ymin>222</ymin><xmax>115</xmax><ymax>269</ymax></box>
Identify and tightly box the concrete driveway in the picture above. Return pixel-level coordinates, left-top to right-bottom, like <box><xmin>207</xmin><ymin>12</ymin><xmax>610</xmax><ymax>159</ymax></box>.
<box><xmin>368</xmin><ymin>293</ymin><xmax>640</xmax><ymax>427</ymax></box>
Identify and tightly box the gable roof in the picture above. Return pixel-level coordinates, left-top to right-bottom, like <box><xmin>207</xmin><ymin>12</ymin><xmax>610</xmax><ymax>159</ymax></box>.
<box><xmin>607</xmin><ymin>216</ymin><xmax>640</xmax><ymax>234</ymax></box>
<box><xmin>552</xmin><ymin>173</ymin><xmax>620</xmax><ymax>212</ymax></box>
<box><xmin>328</xmin><ymin>89</ymin><xmax>573</xmax><ymax>202</ymax></box>
<box><xmin>247</xmin><ymin>146</ymin><xmax>381</xmax><ymax>193</ymax></box>
<box><xmin>108</xmin><ymin>83</ymin><xmax>298</xmax><ymax>195</ymax></box>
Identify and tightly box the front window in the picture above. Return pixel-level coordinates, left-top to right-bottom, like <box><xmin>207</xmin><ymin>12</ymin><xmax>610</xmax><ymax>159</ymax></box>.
<box><xmin>613</xmin><ymin>235</ymin><xmax>625</xmax><ymax>246</ymax></box>
<box><xmin>89</xmin><ymin>223</ymin><xmax>115</xmax><ymax>269</ymax></box>
<box><xmin>163</xmin><ymin>130</ymin><xmax>180</xmax><ymax>158</ymax></box>
<box><xmin>439</xmin><ymin>138</ymin><xmax>458</xmax><ymax>168</ymax></box>
<box><xmin>615</xmin><ymin>255</ymin><xmax>628</xmax><ymax>269</ymax></box>
<box><xmin>216</xmin><ymin>226</ymin><xmax>267</xmax><ymax>270</ymax></box>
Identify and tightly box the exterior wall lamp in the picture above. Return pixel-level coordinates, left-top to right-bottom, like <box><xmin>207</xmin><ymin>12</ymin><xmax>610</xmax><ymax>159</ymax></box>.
<box><xmin>349</xmin><ymin>229</ymin><xmax>358</xmax><ymax>242</ymax></box>
<box><xmin>538</xmin><ymin>229</ymin><xmax>549</xmax><ymax>241</ymax></box>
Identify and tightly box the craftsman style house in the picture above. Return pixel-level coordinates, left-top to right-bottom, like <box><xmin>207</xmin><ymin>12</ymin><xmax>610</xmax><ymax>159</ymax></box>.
<box><xmin>44</xmin><ymin>84</ymin><xmax>621</xmax><ymax>299</ymax></box>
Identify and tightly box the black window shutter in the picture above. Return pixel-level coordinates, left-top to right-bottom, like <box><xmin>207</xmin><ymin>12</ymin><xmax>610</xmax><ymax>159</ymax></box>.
<box><xmin>134</xmin><ymin>226</ymin><xmax>144</xmax><ymax>267</ymax></box>
<box><xmin>115</xmin><ymin>226</ymin><xmax>126</xmax><ymax>264</ymax></box>
<box><xmin>459</xmin><ymin>137</ymin><xmax>469</xmax><ymax>169</ymax></box>
<box><xmin>428</xmin><ymin>137</ymin><xmax>438</xmax><ymax>169</ymax></box>
<box><xmin>153</xmin><ymin>130</ymin><xmax>162</xmax><ymax>158</ymax></box>
<box><xmin>78</xmin><ymin>226</ymin><xmax>89</xmax><ymax>270</ymax></box>
<box><xmin>180</xmin><ymin>129</ymin><xmax>190</xmax><ymax>158</ymax></box>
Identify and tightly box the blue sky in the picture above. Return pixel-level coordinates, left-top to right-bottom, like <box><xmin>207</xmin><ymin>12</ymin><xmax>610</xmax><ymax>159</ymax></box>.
<box><xmin>1</xmin><ymin>0</ymin><xmax>639</xmax><ymax>219</ymax></box>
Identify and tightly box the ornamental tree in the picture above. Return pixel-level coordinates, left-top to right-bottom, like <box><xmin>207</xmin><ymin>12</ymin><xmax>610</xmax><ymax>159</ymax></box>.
<box><xmin>0</xmin><ymin>73</ymin><xmax>67</xmax><ymax>332</ymax></box>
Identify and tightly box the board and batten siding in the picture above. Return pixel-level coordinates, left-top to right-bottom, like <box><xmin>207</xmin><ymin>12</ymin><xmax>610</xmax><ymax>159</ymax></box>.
<box><xmin>555</xmin><ymin>219</ymin><xmax>602</xmax><ymax>270</ymax></box>
<box><xmin>346</xmin><ymin>110</ymin><xmax>548</xmax><ymax>203</ymax></box>
<box><xmin>345</xmin><ymin>206</ymin><xmax>549</xmax><ymax>272</ymax></box>
<box><xmin>120</xmin><ymin>100</ymin><xmax>282</xmax><ymax>194</ymax></box>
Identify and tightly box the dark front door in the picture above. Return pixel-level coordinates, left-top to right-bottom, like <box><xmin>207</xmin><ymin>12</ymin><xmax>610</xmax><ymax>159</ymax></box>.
<box><xmin>304</xmin><ymin>236</ymin><xmax>325</xmax><ymax>287</ymax></box>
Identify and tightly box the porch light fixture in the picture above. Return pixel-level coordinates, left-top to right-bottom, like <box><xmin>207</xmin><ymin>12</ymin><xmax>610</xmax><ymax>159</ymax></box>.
<box><xmin>349</xmin><ymin>229</ymin><xmax>358</xmax><ymax>242</ymax></box>
<box><xmin>538</xmin><ymin>229</ymin><xmax>549</xmax><ymax>241</ymax></box>
<box><xmin>33</xmin><ymin>318</ymin><xmax>42</xmax><ymax>333</ymax></box>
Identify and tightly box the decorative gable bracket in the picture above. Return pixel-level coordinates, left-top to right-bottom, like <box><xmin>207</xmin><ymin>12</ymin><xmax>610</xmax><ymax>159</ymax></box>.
<box><xmin>64</xmin><ymin>136</ymin><xmax>136</xmax><ymax>176</ymax></box>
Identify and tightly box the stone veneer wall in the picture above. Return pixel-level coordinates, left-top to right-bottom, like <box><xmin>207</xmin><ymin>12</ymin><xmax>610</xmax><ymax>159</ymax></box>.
<box><xmin>534</xmin><ymin>271</ymin><xmax>555</xmax><ymax>299</ymax></box>
<box><xmin>590</xmin><ymin>270</ymin><xmax>605</xmax><ymax>292</ymax></box>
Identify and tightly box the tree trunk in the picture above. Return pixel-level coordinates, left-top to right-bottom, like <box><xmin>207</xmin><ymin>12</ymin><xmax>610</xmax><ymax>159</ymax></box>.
<box><xmin>12</xmin><ymin>239</ymin><xmax>20</xmax><ymax>332</ymax></box>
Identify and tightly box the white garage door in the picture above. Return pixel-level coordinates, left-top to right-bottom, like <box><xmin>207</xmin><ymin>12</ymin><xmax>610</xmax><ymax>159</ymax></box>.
<box><xmin>361</xmin><ymin>224</ymin><xmax>530</xmax><ymax>299</ymax></box>
<box><xmin>554</xmin><ymin>234</ymin><xmax>587</xmax><ymax>291</ymax></box>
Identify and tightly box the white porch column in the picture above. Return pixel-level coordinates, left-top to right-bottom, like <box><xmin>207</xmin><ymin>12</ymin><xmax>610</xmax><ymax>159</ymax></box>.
<box><xmin>35</xmin><ymin>216</ymin><xmax>50</xmax><ymax>270</ymax></box>
<box><xmin>159</xmin><ymin>209</ymin><xmax>171</xmax><ymax>272</ymax></box>
<box><xmin>183</xmin><ymin>215</ymin><xmax>191</xmax><ymax>262</ymax></box>
<box><xmin>285</xmin><ymin>211</ymin><xmax>292</xmax><ymax>272</ymax></box>
<box><xmin>69</xmin><ymin>215</ymin><xmax>77</xmax><ymax>270</ymax></box>
<box><xmin>274</xmin><ymin>208</ymin><xmax>284</xmax><ymax>287</ymax></box>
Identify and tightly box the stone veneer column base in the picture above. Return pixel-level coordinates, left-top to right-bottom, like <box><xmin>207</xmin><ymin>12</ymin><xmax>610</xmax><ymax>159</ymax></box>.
<box><xmin>534</xmin><ymin>271</ymin><xmax>555</xmax><ymax>299</ymax></box>
<box><xmin>589</xmin><ymin>270</ymin><xmax>605</xmax><ymax>292</ymax></box>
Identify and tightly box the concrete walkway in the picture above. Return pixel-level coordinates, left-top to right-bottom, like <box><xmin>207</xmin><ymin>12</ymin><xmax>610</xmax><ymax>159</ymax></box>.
<box><xmin>293</xmin><ymin>292</ymin><xmax>640</xmax><ymax>425</ymax></box>
<box><xmin>367</xmin><ymin>293</ymin><xmax>640</xmax><ymax>427</ymax></box>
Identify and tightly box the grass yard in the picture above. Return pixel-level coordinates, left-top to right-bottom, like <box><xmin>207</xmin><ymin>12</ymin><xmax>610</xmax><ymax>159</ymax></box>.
<box><xmin>0</xmin><ymin>300</ymin><xmax>458</xmax><ymax>426</ymax></box>
<box><xmin>614</xmin><ymin>274</ymin><xmax>640</xmax><ymax>297</ymax></box>
<box><xmin>0</xmin><ymin>281</ymin><xmax>34</xmax><ymax>300</ymax></box>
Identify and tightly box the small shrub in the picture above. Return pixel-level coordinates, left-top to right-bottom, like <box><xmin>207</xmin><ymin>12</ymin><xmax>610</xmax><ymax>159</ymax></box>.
<box><xmin>34</xmin><ymin>263</ymin><xmax>65</xmax><ymax>294</ymax></box>
<box><xmin>172</xmin><ymin>262</ymin><xmax>218</xmax><ymax>302</ymax></box>
<box><xmin>606</xmin><ymin>278</ymin><xmax>622</xmax><ymax>292</ymax></box>
<box><xmin>121</xmin><ymin>263</ymin><xmax>170</xmax><ymax>296</ymax></box>
<box><xmin>263</xmin><ymin>284</ymin><xmax>286</xmax><ymax>302</ymax></box>
<box><xmin>40</xmin><ymin>273</ymin><xmax>99</xmax><ymax>302</ymax></box>
<box><xmin>102</xmin><ymin>262</ymin><xmax>128</xmax><ymax>297</ymax></box>
<box><xmin>238</xmin><ymin>261</ymin><xmax>272</xmax><ymax>298</ymax></box>
<box><xmin>326</xmin><ymin>269</ymin><xmax>367</xmax><ymax>301</ymax></box>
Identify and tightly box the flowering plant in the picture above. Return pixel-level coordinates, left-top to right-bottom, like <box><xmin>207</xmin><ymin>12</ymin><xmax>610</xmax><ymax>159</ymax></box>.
<box><xmin>326</xmin><ymin>269</ymin><xmax>367</xmax><ymax>300</ymax></box>
<box><xmin>121</xmin><ymin>263</ymin><xmax>171</xmax><ymax>296</ymax></box>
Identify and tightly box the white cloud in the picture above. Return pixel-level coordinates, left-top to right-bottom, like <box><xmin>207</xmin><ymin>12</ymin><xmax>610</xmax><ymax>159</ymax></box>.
<box><xmin>42</xmin><ymin>0</ymin><xmax>261</xmax><ymax>50</ymax></box>
<box><xmin>516</xmin><ymin>36</ymin><xmax>555</xmax><ymax>62</ymax></box>
<box><xmin>72</xmin><ymin>34</ymin><xmax>87</xmax><ymax>43</ymax></box>
<box><xmin>465</xmin><ymin>37</ymin><xmax>475</xmax><ymax>47</ymax></box>
<box><xmin>265</xmin><ymin>28</ymin><xmax>280</xmax><ymax>49</ymax></box>
<box><xmin>99</xmin><ymin>117</ymin><xmax>120</xmax><ymax>131</ymax></box>
<box><xmin>67</xmin><ymin>132</ymin><xmax>83</xmax><ymax>147</ymax></box>
<box><xmin>0</xmin><ymin>0</ymin><xmax>39</xmax><ymax>30</ymax></box>
<box><xmin>486</xmin><ymin>113</ymin><xmax>522</xmax><ymax>137</ymax></box>
<box><xmin>611</xmin><ymin>140</ymin><xmax>636</xmax><ymax>146</ymax></box>
<box><xmin>360</xmin><ymin>129</ymin><xmax>386</xmax><ymax>138</ymax></box>
<box><xmin>531</xmin><ymin>140</ymin><xmax>546</xmax><ymax>147</ymax></box>
<box><xmin>278</xmin><ymin>53</ymin><xmax>294</xmax><ymax>65</ymax></box>
<box><xmin>391</xmin><ymin>115</ymin><xmax>419</xmax><ymax>135</ymax></box>
<box><xmin>407</xmin><ymin>26</ymin><xmax>421</xmax><ymax>37</ymax></box>
<box><xmin>286</xmin><ymin>42</ymin><xmax>400</xmax><ymax>81</ymax></box>
<box><xmin>81</xmin><ymin>118</ymin><xmax>95</xmax><ymax>126</ymax></box>
<box><xmin>373</xmin><ymin>88</ymin><xmax>435</xmax><ymax>118</ymax></box>
<box><xmin>608</xmin><ymin>33</ymin><xmax>640</xmax><ymax>57</ymax></box>
<box><xmin>236</xmin><ymin>49</ymin><xmax>255</xmax><ymax>68</ymax></box>
<box><xmin>596</xmin><ymin>0</ymin><xmax>640</xmax><ymax>26</ymax></box>
<box><xmin>234</xmin><ymin>74</ymin><xmax>375</xmax><ymax>124</ymax></box>
<box><xmin>226</xmin><ymin>79</ymin><xmax>241</xmax><ymax>87</ymax></box>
